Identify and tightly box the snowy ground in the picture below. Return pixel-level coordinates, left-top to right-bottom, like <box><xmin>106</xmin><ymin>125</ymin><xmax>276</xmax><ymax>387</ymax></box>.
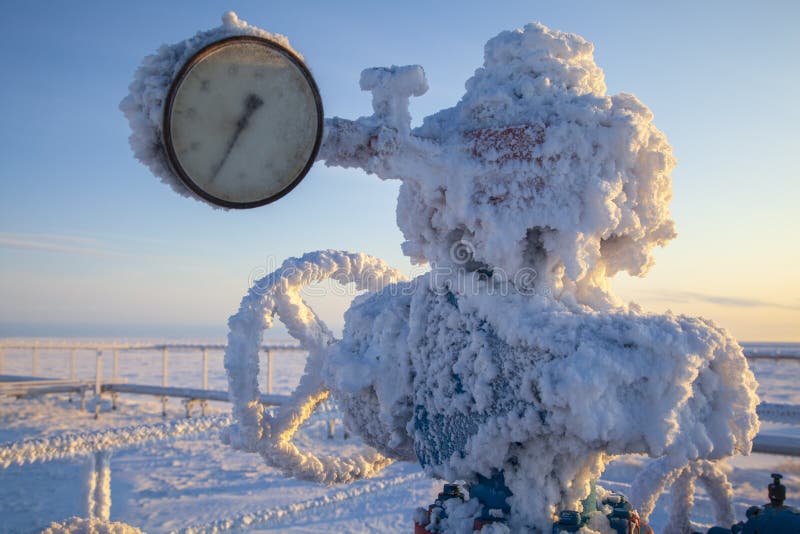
<box><xmin>0</xmin><ymin>342</ymin><xmax>798</xmax><ymax>533</ymax></box>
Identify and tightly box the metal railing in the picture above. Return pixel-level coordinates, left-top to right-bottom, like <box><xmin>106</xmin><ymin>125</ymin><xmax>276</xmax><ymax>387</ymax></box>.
<box><xmin>2</xmin><ymin>341</ymin><xmax>799</xmax><ymax>452</ymax></box>
<box><xmin>0</xmin><ymin>341</ymin><xmax>304</xmax><ymax>418</ymax></box>
<box><xmin>0</xmin><ymin>342</ymin><xmax>302</xmax><ymax>391</ymax></box>
<box><xmin>0</xmin><ymin>341</ymin><xmax>339</xmax><ymax>530</ymax></box>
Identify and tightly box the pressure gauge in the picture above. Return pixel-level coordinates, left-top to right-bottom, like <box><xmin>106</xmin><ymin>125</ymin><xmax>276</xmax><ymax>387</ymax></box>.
<box><xmin>163</xmin><ymin>36</ymin><xmax>323</xmax><ymax>208</ymax></box>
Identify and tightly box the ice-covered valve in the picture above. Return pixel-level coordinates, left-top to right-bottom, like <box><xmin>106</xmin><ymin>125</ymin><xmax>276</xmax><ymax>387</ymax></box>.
<box><xmin>770</xmin><ymin>473</ymin><xmax>786</xmax><ymax>507</ymax></box>
<box><xmin>360</xmin><ymin>65</ymin><xmax>428</xmax><ymax>134</ymax></box>
<box><xmin>320</xmin><ymin>64</ymin><xmax>437</xmax><ymax>176</ymax></box>
<box><xmin>124</xmin><ymin>14</ymin><xmax>761</xmax><ymax>533</ymax></box>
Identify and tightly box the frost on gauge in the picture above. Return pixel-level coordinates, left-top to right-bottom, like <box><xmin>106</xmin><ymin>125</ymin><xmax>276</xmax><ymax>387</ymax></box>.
<box><xmin>120</xmin><ymin>12</ymin><xmax>299</xmax><ymax>208</ymax></box>
<box><xmin>124</xmin><ymin>14</ymin><xmax>760</xmax><ymax>534</ymax></box>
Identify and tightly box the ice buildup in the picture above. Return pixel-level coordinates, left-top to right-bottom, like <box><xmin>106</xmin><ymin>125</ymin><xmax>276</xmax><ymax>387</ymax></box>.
<box><xmin>124</xmin><ymin>14</ymin><xmax>760</xmax><ymax>533</ymax></box>
<box><xmin>120</xmin><ymin>12</ymin><xmax>299</xmax><ymax>206</ymax></box>
<box><xmin>316</xmin><ymin>26</ymin><xmax>758</xmax><ymax>528</ymax></box>
<box><xmin>322</xmin><ymin>23</ymin><xmax>677</xmax><ymax>310</ymax></box>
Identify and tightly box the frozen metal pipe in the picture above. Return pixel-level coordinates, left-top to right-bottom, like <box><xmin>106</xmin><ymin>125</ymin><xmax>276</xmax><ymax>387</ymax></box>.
<box><xmin>94</xmin><ymin>451</ymin><xmax>112</xmax><ymax>520</ymax></box>
<box><xmin>83</xmin><ymin>452</ymin><xmax>97</xmax><ymax>518</ymax></box>
<box><xmin>752</xmin><ymin>434</ymin><xmax>800</xmax><ymax>457</ymax></box>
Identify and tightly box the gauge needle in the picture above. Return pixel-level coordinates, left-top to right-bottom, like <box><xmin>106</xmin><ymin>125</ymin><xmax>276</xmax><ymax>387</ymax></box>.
<box><xmin>210</xmin><ymin>93</ymin><xmax>264</xmax><ymax>181</ymax></box>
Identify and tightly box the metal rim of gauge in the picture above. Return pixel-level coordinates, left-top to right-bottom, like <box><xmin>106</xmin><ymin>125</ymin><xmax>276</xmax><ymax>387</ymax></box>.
<box><xmin>162</xmin><ymin>35</ymin><xmax>324</xmax><ymax>209</ymax></box>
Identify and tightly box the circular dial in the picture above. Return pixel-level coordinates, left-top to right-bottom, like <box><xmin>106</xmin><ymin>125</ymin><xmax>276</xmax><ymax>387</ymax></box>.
<box><xmin>163</xmin><ymin>36</ymin><xmax>323</xmax><ymax>208</ymax></box>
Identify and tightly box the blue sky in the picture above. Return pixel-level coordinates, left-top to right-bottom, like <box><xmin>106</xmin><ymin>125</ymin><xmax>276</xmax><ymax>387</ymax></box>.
<box><xmin>0</xmin><ymin>0</ymin><xmax>798</xmax><ymax>341</ymax></box>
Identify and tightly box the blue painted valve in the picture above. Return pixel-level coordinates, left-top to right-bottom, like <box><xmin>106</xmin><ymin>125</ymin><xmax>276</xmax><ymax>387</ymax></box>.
<box><xmin>704</xmin><ymin>473</ymin><xmax>800</xmax><ymax>534</ymax></box>
<box><xmin>552</xmin><ymin>482</ymin><xmax>653</xmax><ymax>534</ymax></box>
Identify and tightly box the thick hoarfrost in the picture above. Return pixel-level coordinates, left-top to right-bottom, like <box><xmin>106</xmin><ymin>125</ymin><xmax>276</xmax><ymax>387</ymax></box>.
<box><xmin>81</xmin><ymin>451</ymin><xmax>113</xmax><ymax>523</ymax></box>
<box><xmin>321</xmin><ymin>23</ymin><xmax>676</xmax><ymax>310</ymax></box>
<box><xmin>120</xmin><ymin>12</ymin><xmax>298</xmax><ymax>207</ymax></box>
<box><xmin>331</xmin><ymin>272</ymin><xmax>757</xmax><ymax>529</ymax></box>
<box><xmin>123</xmin><ymin>14</ymin><xmax>760</xmax><ymax>533</ymax></box>
<box><xmin>41</xmin><ymin>517</ymin><xmax>143</xmax><ymax>534</ymax></box>
<box><xmin>0</xmin><ymin>415</ymin><xmax>229</xmax><ymax>467</ymax></box>
<box><xmin>177</xmin><ymin>471</ymin><xmax>425</xmax><ymax>534</ymax></box>
<box><xmin>223</xmin><ymin>250</ymin><xmax>407</xmax><ymax>483</ymax></box>
<box><xmin>323</xmin><ymin>21</ymin><xmax>759</xmax><ymax>531</ymax></box>
<box><xmin>630</xmin><ymin>457</ymin><xmax>736</xmax><ymax>532</ymax></box>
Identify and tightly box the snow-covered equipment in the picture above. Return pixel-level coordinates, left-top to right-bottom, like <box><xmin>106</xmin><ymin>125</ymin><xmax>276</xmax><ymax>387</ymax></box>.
<box><xmin>124</xmin><ymin>13</ymin><xmax>761</xmax><ymax>533</ymax></box>
<box><xmin>413</xmin><ymin>483</ymin><xmax>468</xmax><ymax>533</ymax></box>
<box><xmin>703</xmin><ymin>473</ymin><xmax>800</xmax><ymax>534</ymax></box>
<box><xmin>414</xmin><ymin>480</ymin><xmax>655</xmax><ymax>533</ymax></box>
<box><xmin>552</xmin><ymin>484</ymin><xmax>653</xmax><ymax>534</ymax></box>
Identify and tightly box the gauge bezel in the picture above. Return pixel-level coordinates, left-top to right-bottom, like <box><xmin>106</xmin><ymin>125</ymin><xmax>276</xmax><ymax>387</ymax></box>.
<box><xmin>162</xmin><ymin>35</ymin><xmax>324</xmax><ymax>209</ymax></box>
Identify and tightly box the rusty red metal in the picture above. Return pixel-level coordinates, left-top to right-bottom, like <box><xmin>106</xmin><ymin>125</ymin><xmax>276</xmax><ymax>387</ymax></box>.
<box><xmin>465</xmin><ymin>123</ymin><xmax>545</xmax><ymax>166</ymax></box>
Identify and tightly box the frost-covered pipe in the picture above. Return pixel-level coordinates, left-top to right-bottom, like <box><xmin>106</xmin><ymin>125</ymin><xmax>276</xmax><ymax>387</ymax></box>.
<box><xmin>175</xmin><ymin>471</ymin><xmax>425</xmax><ymax>534</ymax></box>
<box><xmin>630</xmin><ymin>457</ymin><xmax>685</xmax><ymax>522</ymax></box>
<box><xmin>82</xmin><ymin>453</ymin><xmax>97</xmax><ymax>519</ymax></box>
<box><xmin>94</xmin><ymin>451</ymin><xmax>112</xmax><ymax>521</ymax></box>
<box><xmin>0</xmin><ymin>415</ymin><xmax>230</xmax><ymax>467</ymax></box>
<box><xmin>695</xmin><ymin>460</ymin><xmax>735</xmax><ymax>527</ymax></box>
<box><xmin>757</xmin><ymin>402</ymin><xmax>800</xmax><ymax>425</ymax></box>
<box><xmin>631</xmin><ymin>457</ymin><xmax>736</xmax><ymax>528</ymax></box>
<box><xmin>42</xmin><ymin>517</ymin><xmax>144</xmax><ymax>533</ymax></box>
<box><xmin>223</xmin><ymin>250</ymin><xmax>406</xmax><ymax>483</ymax></box>
<box><xmin>663</xmin><ymin>467</ymin><xmax>695</xmax><ymax>534</ymax></box>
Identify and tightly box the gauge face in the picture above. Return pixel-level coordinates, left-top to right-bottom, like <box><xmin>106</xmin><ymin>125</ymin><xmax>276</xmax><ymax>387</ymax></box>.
<box><xmin>163</xmin><ymin>36</ymin><xmax>323</xmax><ymax>208</ymax></box>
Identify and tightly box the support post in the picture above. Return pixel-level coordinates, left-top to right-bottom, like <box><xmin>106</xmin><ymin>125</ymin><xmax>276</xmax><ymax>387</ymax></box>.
<box><xmin>201</xmin><ymin>347</ymin><xmax>209</xmax><ymax>416</ymax></box>
<box><xmin>202</xmin><ymin>348</ymin><xmax>209</xmax><ymax>390</ymax></box>
<box><xmin>69</xmin><ymin>348</ymin><xmax>77</xmax><ymax>403</ymax></box>
<box><xmin>161</xmin><ymin>347</ymin><xmax>168</xmax><ymax>417</ymax></box>
<box><xmin>94</xmin><ymin>350</ymin><xmax>103</xmax><ymax>420</ymax></box>
<box><xmin>266</xmin><ymin>349</ymin><xmax>273</xmax><ymax>395</ymax></box>
<box><xmin>322</xmin><ymin>401</ymin><xmax>336</xmax><ymax>439</ymax></box>
<box><xmin>328</xmin><ymin>418</ymin><xmax>336</xmax><ymax>440</ymax></box>
<box><xmin>111</xmin><ymin>349</ymin><xmax>119</xmax><ymax>410</ymax></box>
<box><xmin>0</xmin><ymin>347</ymin><xmax>4</xmax><ymax>375</ymax></box>
<box><xmin>32</xmin><ymin>342</ymin><xmax>38</xmax><ymax>377</ymax></box>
